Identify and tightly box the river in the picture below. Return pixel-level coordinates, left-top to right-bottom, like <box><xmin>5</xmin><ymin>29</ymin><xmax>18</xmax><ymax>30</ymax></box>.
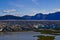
<box><xmin>0</xmin><ymin>31</ymin><xmax>60</xmax><ymax>40</ymax></box>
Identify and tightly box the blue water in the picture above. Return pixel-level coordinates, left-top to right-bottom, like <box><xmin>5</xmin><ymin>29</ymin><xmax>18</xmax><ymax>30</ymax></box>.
<box><xmin>0</xmin><ymin>31</ymin><xmax>60</xmax><ymax>40</ymax></box>
<box><xmin>0</xmin><ymin>31</ymin><xmax>40</xmax><ymax>40</ymax></box>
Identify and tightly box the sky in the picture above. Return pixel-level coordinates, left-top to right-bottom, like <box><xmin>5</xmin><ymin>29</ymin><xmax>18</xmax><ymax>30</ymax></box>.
<box><xmin>0</xmin><ymin>0</ymin><xmax>60</xmax><ymax>16</ymax></box>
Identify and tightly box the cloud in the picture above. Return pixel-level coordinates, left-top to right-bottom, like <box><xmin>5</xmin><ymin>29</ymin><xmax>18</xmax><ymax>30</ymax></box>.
<box><xmin>47</xmin><ymin>8</ymin><xmax>60</xmax><ymax>13</ymax></box>
<box><xmin>41</xmin><ymin>9</ymin><xmax>60</xmax><ymax>14</ymax></box>
<box><xmin>32</xmin><ymin>0</ymin><xmax>39</xmax><ymax>5</ymax></box>
<box><xmin>54</xmin><ymin>8</ymin><xmax>60</xmax><ymax>11</ymax></box>
<box><xmin>2</xmin><ymin>9</ymin><xmax>16</xmax><ymax>13</ymax></box>
<box><xmin>29</xmin><ymin>8</ymin><xmax>50</xmax><ymax>14</ymax></box>
<box><xmin>27</xmin><ymin>8</ymin><xmax>60</xmax><ymax>16</ymax></box>
<box><xmin>9</xmin><ymin>2</ymin><xmax>24</xmax><ymax>8</ymax></box>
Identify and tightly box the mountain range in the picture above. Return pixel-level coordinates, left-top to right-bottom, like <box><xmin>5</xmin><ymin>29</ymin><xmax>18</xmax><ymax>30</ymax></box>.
<box><xmin>0</xmin><ymin>12</ymin><xmax>60</xmax><ymax>20</ymax></box>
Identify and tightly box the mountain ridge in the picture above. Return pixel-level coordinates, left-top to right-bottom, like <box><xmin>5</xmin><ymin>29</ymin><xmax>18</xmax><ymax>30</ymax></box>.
<box><xmin>0</xmin><ymin>12</ymin><xmax>60</xmax><ymax>20</ymax></box>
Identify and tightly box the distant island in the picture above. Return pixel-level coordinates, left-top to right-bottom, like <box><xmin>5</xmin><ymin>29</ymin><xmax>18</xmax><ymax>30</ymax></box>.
<box><xmin>0</xmin><ymin>12</ymin><xmax>60</xmax><ymax>20</ymax></box>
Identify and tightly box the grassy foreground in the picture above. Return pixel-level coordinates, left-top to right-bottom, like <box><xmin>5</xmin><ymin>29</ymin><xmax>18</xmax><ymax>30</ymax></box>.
<box><xmin>37</xmin><ymin>35</ymin><xmax>55</xmax><ymax>40</ymax></box>
<box><xmin>34</xmin><ymin>29</ymin><xmax>60</xmax><ymax>35</ymax></box>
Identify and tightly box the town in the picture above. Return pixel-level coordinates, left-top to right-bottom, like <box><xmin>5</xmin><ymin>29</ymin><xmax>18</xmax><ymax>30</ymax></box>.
<box><xmin>0</xmin><ymin>20</ymin><xmax>60</xmax><ymax>32</ymax></box>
